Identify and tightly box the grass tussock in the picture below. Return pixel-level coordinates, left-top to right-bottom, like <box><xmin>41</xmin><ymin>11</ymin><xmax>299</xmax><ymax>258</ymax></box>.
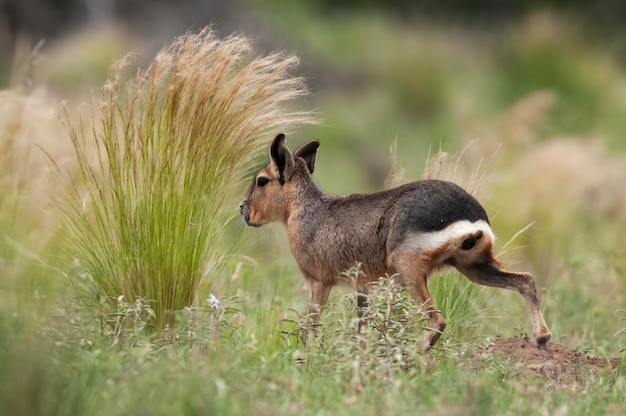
<box><xmin>282</xmin><ymin>275</ymin><xmax>428</xmax><ymax>382</ymax></box>
<box><xmin>283</xmin><ymin>268</ymin><xmax>490</xmax><ymax>380</ymax></box>
<box><xmin>461</xmin><ymin>91</ymin><xmax>626</xmax><ymax>244</ymax></box>
<box><xmin>62</xmin><ymin>28</ymin><xmax>316</xmax><ymax>329</ymax></box>
<box><xmin>0</xmin><ymin>88</ymin><xmax>73</xmax><ymax>307</ymax></box>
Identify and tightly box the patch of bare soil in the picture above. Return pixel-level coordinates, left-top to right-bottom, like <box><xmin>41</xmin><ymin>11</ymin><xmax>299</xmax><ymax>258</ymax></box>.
<box><xmin>482</xmin><ymin>337</ymin><xmax>624</xmax><ymax>387</ymax></box>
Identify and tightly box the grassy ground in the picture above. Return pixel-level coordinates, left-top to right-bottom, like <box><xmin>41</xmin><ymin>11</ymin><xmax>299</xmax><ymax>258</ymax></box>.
<box><xmin>1</xmin><ymin>7</ymin><xmax>625</xmax><ymax>415</ymax></box>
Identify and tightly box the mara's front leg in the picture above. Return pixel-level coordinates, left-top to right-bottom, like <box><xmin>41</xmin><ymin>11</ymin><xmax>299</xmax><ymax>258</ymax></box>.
<box><xmin>303</xmin><ymin>279</ymin><xmax>332</xmax><ymax>345</ymax></box>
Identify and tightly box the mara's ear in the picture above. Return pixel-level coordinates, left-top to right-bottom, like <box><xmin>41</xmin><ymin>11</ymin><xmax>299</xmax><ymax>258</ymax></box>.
<box><xmin>269</xmin><ymin>133</ymin><xmax>294</xmax><ymax>185</ymax></box>
<box><xmin>294</xmin><ymin>139</ymin><xmax>320</xmax><ymax>174</ymax></box>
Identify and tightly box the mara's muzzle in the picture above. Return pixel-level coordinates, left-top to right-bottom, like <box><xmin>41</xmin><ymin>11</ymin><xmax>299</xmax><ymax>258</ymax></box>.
<box><xmin>239</xmin><ymin>200</ymin><xmax>257</xmax><ymax>227</ymax></box>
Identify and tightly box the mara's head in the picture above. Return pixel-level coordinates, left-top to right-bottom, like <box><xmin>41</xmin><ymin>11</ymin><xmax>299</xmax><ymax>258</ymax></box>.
<box><xmin>240</xmin><ymin>133</ymin><xmax>320</xmax><ymax>227</ymax></box>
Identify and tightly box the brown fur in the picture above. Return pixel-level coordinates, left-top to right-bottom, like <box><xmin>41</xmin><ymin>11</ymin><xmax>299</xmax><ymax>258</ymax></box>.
<box><xmin>240</xmin><ymin>134</ymin><xmax>551</xmax><ymax>350</ymax></box>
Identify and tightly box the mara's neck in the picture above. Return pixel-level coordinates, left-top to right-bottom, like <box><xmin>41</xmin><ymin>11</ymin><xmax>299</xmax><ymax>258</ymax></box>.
<box><xmin>284</xmin><ymin>174</ymin><xmax>331</xmax><ymax>227</ymax></box>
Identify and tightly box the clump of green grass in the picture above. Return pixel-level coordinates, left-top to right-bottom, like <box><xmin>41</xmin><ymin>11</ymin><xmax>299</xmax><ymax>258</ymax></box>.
<box><xmin>281</xmin><ymin>274</ymin><xmax>428</xmax><ymax>387</ymax></box>
<box><xmin>279</xmin><ymin>263</ymin><xmax>490</xmax><ymax>377</ymax></box>
<box><xmin>0</xmin><ymin>314</ymin><xmax>60</xmax><ymax>416</ymax></box>
<box><xmin>61</xmin><ymin>28</ymin><xmax>315</xmax><ymax>330</ymax></box>
<box><xmin>429</xmin><ymin>272</ymin><xmax>490</xmax><ymax>341</ymax></box>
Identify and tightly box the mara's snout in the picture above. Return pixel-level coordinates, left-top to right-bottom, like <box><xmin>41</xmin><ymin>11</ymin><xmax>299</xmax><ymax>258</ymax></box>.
<box><xmin>239</xmin><ymin>200</ymin><xmax>253</xmax><ymax>227</ymax></box>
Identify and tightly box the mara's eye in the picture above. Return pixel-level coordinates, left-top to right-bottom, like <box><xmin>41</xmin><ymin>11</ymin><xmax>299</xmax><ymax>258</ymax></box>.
<box><xmin>256</xmin><ymin>177</ymin><xmax>270</xmax><ymax>187</ymax></box>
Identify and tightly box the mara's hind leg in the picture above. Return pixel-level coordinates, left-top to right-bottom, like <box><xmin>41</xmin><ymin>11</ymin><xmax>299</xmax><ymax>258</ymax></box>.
<box><xmin>456</xmin><ymin>257</ymin><xmax>551</xmax><ymax>347</ymax></box>
<box><xmin>393</xmin><ymin>251</ymin><xmax>447</xmax><ymax>351</ymax></box>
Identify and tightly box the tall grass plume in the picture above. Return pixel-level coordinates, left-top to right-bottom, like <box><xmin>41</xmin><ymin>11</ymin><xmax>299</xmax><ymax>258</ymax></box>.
<box><xmin>0</xmin><ymin>86</ymin><xmax>74</xmax><ymax>309</ymax></box>
<box><xmin>62</xmin><ymin>28</ymin><xmax>315</xmax><ymax>330</ymax></box>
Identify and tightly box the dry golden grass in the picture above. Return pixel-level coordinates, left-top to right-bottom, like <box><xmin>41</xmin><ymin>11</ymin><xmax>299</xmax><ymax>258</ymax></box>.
<box><xmin>460</xmin><ymin>92</ymin><xmax>626</xmax><ymax>228</ymax></box>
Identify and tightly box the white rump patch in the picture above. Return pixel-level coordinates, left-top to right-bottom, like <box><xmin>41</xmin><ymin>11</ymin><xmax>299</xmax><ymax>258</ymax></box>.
<box><xmin>402</xmin><ymin>220</ymin><xmax>494</xmax><ymax>252</ymax></box>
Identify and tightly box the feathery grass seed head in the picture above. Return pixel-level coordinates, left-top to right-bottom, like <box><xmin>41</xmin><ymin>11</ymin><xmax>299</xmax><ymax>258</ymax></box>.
<box><xmin>62</xmin><ymin>28</ymin><xmax>316</xmax><ymax>330</ymax></box>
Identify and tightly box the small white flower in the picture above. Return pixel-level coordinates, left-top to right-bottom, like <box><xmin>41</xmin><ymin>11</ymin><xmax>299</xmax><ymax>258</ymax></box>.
<box><xmin>207</xmin><ymin>294</ymin><xmax>220</xmax><ymax>309</ymax></box>
<box><xmin>117</xmin><ymin>295</ymin><xmax>124</xmax><ymax>303</ymax></box>
<box><xmin>135</xmin><ymin>299</ymin><xmax>142</xmax><ymax>313</ymax></box>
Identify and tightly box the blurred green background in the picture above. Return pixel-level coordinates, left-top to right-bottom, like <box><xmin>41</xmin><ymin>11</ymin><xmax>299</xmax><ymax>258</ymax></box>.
<box><xmin>2</xmin><ymin>0</ymin><xmax>626</xmax><ymax>360</ymax></box>
<box><xmin>8</xmin><ymin>0</ymin><xmax>625</xmax><ymax>194</ymax></box>
<box><xmin>2</xmin><ymin>0</ymin><xmax>626</xmax><ymax>346</ymax></box>
<box><xmin>1</xmin><ymin>1</ymin><xmax>626</xmax><ymax>414</ymax></box>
